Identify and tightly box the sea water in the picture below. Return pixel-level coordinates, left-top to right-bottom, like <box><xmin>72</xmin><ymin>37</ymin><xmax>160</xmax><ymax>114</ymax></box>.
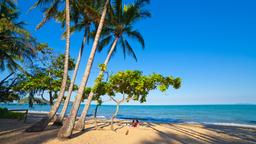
<box><xmin>1</xmin><ymin>104</ymin><xmax>256</xmax><ymax>127</ymax></box>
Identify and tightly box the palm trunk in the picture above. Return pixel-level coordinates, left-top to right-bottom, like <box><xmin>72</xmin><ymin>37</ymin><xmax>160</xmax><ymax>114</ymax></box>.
<box><xmin>49</xmin><ymin>91</ymin><xmax>53</xmax><ymax>105</ymax></box>
<box><xmin>94</xmin><ymin>104</ymin><xmax>99</xmax><ymax>119</ymax></box>
<box><xmin>57</xmin><ymin>0</ymin><xmax>109</xmax><ymax>139</ymax></box>
<box><xmin>94</xmin><ymin>104</ymin><xmax>99</xmax><ymax>129</ymax></box>
<box><xmin>110</xmin><ymin>94</ymin><xmax>125</xmax><ymax>131</ymax></box>
<box><xmin>26</xmin><ymin>0</ymin><xmax>71</xmax><ymax>132</ymax></box>
<box><xmin>54</xmin><ymin>33</ymin><xmax>86</xmax><ymax>124</ymax></box>
<box><xmin>40</xmin><ymin>90</ymin><xmax>47</xmax><ymax>102</ymax></box>
<box><xmin>29</xmin><ymin>91</ymin><xmax>34</xmax><ymax>108</ymax></box>
<box><xmin>111</xmin><ymin>102</ymin><xmax>120</xmax><ymax>131</ymax></box>
<box><xmin>74</xmin><ymin>37</ymin><xmax>118</xmax><ymax>131</ymax></box>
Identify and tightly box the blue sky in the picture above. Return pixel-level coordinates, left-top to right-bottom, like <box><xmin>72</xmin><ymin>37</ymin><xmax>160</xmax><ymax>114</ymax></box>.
<box><xmin>15</xmin><ymin>0</ymin><xmax>256</xmax><ymax>105</ymax></box>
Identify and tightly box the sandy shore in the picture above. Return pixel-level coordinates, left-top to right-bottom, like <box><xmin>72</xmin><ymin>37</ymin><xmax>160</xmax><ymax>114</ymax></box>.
<box><xmin>0</xmin><ymin>113</ymin><xmax>256</xmax><ymax>144</ymax></box>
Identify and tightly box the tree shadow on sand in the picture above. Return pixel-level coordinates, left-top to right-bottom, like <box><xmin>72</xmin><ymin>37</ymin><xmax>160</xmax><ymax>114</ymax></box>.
<box><xmin>203</xmin><ymin>124</ymin><xmax>256</xmax><ymax>143</ymax></box>
<box><xmin>0</xmin><ymin>119</ymin><xmax>59</xmax><ymax>144</ymax></box>
<box><xmin>0</xmin><ymin>117</ymin><xmax>115</xmax><ymax>144</ymax></box>
<box><xmin>70</xmin><ymin>121</ymin><xmax>111</xmax><ymax>138</ymax></box>
<box><xmin>140</xmin><ymin>123</ymin><xmax>255</xmax><ymax>144</ymax></box>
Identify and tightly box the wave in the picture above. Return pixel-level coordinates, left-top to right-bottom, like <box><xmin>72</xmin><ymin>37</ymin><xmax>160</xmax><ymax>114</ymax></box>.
<box><xmin>202</xmin><ymin>122</ymin><xmax>256</xmax><ymax>128</ymax></box>
<box><xmin>117</xmin><ymin>115</ymin><xmax>184</xmax><ymax>123</ymax></box>
<box><xmin>28</xmin><ymin>110</ymin><xmax>49</xmax><ymax>114</ymax></box>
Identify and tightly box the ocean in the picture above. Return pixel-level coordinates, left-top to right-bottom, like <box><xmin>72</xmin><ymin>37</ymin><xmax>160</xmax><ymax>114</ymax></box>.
<box><xmin>1</xmin><ymin>104</ymin><xmax>256</xmax><ymax>128</ymax></box>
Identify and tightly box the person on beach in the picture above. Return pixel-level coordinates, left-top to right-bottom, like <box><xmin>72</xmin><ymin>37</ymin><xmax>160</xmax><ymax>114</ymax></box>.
<box><xmin>132</xmin><ymin>119</ymin><xmax>139</xmax><ymax>127</ymax></box>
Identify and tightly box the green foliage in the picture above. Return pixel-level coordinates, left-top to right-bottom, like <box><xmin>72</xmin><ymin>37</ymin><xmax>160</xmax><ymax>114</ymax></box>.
<box><xmin>82</xmin><ymin>87</ymin><xmax>92</xmax><ymax>100</ymax></box>
<box><xmin>11</xmin><ymin>54</ymin><xmax>76</xmax><ymax>106</ymax></box>
<box><xmin>112</xmin><ymin>71</ymin><xmax>181</xmax><ymax>103</ymax></box>
<box><xmin>15</xmin><ymin>54</ymin><xmax>75</xmax><ymax>92</ymax></box>
<box><xmin>0</xmin><ymin>73</ymin><xmax>20</xmax><ymax>102</ymax></box>
<box><xmin>19</xmin><ymin>97</ymin><xmax>48</xmax><ymax>105</ymax></box>
<box><xmin>51</xmin><ymin>54</ymin><xmax>75</xmax><ymax>71</ymax></box>
<box><xmin>0</xmin><ymin>87</ymin><xmax>19</xmax><ymax>102</ymax></box>
<box><xmin>0</xmin><ymin>0</ymin><xmax>44</xmax><ymax>72</ymax></box>
<box><xmin>99</xmin><ymin>64</ymin><xmax>106</xmax><ymax>72</ymax></box>
<box><xmin>86</xmin><ymin>70</ymin><xmax>181</xmax><ymax>104</ymax></box>
<box><xmin>0</xmin><ymin>107</ymin><xmax>25</xmax><ymax>120</ymax></box>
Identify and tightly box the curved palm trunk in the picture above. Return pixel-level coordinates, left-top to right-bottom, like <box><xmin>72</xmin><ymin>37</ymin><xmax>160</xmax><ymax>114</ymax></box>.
<box><xmin>54</xmin><ymin>34</ymin><xmax>86</xmax><ymax>124</ymax></box>
<box><xmin>74</xmin><ymin>37</ymin><xmax>118</xmax><ymax>131</ymax></box>
<box><xmin>111</xmin><ymin>102</ymin><xmax>120</xmax><ymax>130</ymax></box>
<box><xmin>26</xmin><ymin>0</ymin><xmax>71</xmax><ymax>132</ymax></box>
<box><xmin>57</xmin><ymin>0</ymin><xmax>109</xmax><ymax>139</ymax></box>
<box><xmin>109</xmin><ymin>94</ymin><xmax>125</xmax><ymax>131</ymax></box>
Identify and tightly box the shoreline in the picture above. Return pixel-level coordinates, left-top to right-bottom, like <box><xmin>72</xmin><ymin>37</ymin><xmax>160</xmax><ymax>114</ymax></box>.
<box><xmin>4</xmin><ymin>109</ymin><xmax>256</xmax><ymax>129</ymax></box>
<box><xmin>2</xmin><ymin>103</ymin><xmax>256</xmax><ymax>106</ymax></box>
<box><xmin>24</xmin><ymin>111</ymin><xmax>256</xmax><ymax>129</ymax></box>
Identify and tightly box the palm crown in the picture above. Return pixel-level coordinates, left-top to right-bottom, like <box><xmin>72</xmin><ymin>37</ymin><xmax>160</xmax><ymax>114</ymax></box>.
<box><xmin>0</xmin><ymin>0</ymin><xmax>38</xmax><ymax>72</ymax></box>
<box><xmin>98</xmin><ymin>0</ymin><xmax>151</xmax><ymax>61</ymax></box>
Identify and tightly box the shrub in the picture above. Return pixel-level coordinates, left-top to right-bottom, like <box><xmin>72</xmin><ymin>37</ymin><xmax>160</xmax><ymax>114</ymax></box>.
<box><xmin>0</xmin><ymin>107</ymin><xmax>25</xmax><ymax>120</ymax></box>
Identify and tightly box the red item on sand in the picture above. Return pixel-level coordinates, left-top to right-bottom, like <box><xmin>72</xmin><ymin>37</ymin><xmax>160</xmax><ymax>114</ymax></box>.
<box><xmin>132</xmin><ymin>119</ymin><xmax>139</xmax><ymax>127</ymax></box>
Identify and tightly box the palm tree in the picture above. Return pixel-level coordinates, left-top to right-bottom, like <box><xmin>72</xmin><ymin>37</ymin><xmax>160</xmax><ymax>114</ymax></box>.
<box><xmin>74</xmin><ymin>0</ymin><xmax>151</xmax><ymax>131</ymax></box>
<box><xmin>57</xmin><ymin>0</ymin><xmax>110</xmax><ymax>139</ymax></box>
<box><xmin>0</xmin><ymin>0</ymin><xmax>37</xmax><ymax>73</ymax></box>
<box><xmin>26</xmin><ymin>0</ymin><xmax>71</xmax><ymax>132</ymax></box>
<box><xmin>54</xmin><ymin>0</ymin><xmax>105</xmax><ymax>124</ymax></box>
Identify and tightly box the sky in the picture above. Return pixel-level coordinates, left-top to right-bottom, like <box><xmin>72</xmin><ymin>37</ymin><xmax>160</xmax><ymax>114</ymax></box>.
<box><xmin>13</xmin><ymin>0</ymin><xmax>256</xmax><ymax>105</ymax></box>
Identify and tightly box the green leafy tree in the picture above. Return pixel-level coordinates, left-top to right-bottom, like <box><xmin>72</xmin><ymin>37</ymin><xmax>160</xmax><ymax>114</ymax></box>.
<box><xmin>13</xmin><ymin>54</ymin><xmax>75</xmax><ymax>108</ymax></box>
<box><xmin>14</xmin><ymin>71</ymin><xmax>49</xmax><ymax>107</ymax></box>
<box><xmin>96</xmin><ymin>70</ymin><xmax>181</xmax><ymax>130</ymax></box>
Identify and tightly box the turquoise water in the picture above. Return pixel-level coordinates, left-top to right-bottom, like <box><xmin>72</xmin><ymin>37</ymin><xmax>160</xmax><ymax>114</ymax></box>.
<box><xmin>1</xmin><ymin>104</ymin><xmax>256</xmax><ymax>127</ymax></box>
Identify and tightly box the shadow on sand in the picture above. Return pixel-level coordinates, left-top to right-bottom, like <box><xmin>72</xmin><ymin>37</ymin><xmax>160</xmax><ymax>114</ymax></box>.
<box><xmin>1</xmin><ymin>119</ymin><xmax>256</xmax><ymax>144</ymax></box>
<box><xmin>0</xmin><ymin>118</ymin><xmax>113</xmax><ymax>144</ymax></box>
<box><xmin>140</xmin><ymin>123</ymin><xmax>256</xmax><ymax>144</ymax></box>
<box><xmin>0</xmin><ymin>119</ymin><xmax>59</xmax><ymax>144</ymax></box>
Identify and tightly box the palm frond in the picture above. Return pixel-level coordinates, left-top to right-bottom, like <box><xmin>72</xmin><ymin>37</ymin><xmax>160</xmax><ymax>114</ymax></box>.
<box><xmin>120</xmin><ymin>36</ymin><xmax>126</xmax><ymax>59</ymax></box>
<box><xmin>113</xmin><ymin>0</ymin><xmax>122</xmax><ymax>21</ymax></box>
<box><xmin>36</xmin><ymin>0</ymin><xmax>60</xmax><ymax>29</ymax></box>
<box><xmin>124</xmin><ymin>40</ymin><xmax>137</xmax><ymax>61</ymax></box>
<box><xmin>135</xmin><ymin>0</ymin><xmax>150</xmax><ymax>8</ymax></box>
<box><xmin>97</xmin><ymin>35</ymin><xmax>113</xmax><ymax>52</ymax></box>
<box><xmin>125</xmin><ymin>30</ymin><xmax>145</xmax><ymax>48</ymax></box>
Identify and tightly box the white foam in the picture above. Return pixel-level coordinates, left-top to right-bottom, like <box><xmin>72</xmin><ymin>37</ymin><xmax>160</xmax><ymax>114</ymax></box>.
<box><xmin>183</xmin><ymin>121</ymin><xmax>201</xmax><ymax>125</ymax></box>
<box><xmin>96</xmin><ymin>116</ymin><xmax>106</xmax><ymax>119</ymax></box>
<box><xmin>203</xmin><ymin>122</ymin><xmax>256</xmax><ymax>128</ymax></box>
<box><xmin>28</xmin><ymin>110</ymin><xmax>49</xmax><ymax>114</ymax></box>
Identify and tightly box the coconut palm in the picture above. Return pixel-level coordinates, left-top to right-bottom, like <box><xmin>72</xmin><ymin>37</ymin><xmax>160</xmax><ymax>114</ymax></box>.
<box><xmin>0</xmin><ymin>0</ymin><xmax>37</xmax><ymax>73</ymax></box>
<box><xmin>57</xmin><ymin>0</ymin><xmax>110</xmax><ymax>139</ymax></box>
<box><xmin>26</xmin><ymin>0</ymin><xmax>71</xmax><ymax>132</ymax></box>
<box><xmin>74</xmin><ymin>0</ymin><xmax>151</xmax><ymax>131</ymax></box>
<box><xmin>54</xmin><ymin>0</ymin><xmax>105</xmax><ymax>124</ymax></box>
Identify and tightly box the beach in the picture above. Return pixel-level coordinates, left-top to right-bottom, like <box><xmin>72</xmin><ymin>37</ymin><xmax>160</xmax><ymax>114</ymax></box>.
<box><xmin>0</xmin><ymin>112</ymin><xmax>256</xmax><ymax>144</ymax></box>
<box><xmin>1</xmin><ymin>0</ymin><xmax>256</xmax><ymax>143</ymax></box>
